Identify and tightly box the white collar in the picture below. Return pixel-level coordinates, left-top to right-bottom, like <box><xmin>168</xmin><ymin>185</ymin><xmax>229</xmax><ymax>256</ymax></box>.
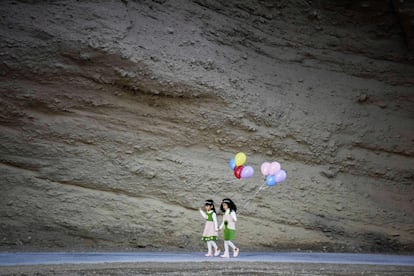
<box><xmin>224</xmin><ymin>209</ymin><xmax>230</xmax><ymax>215</ymax></box>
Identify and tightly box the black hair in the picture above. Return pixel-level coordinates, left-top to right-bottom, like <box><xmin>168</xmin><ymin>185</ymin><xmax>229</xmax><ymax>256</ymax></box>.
<box><xmin>204</xmin><ymin>199</ymin><xmax>216</xmax><ymax>213</ymax></box>
<box><xmin>220</xmin><ymin>198</ymin><xmax>237</xmax><ymax>213</ymax></box>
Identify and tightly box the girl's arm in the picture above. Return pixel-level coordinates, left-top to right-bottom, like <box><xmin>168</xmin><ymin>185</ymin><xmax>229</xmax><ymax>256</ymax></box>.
<box><xmin>219</xmin><ymin>219</ymin><xmax>224</xmax><ymax>230</ymax></box>
<box><xmin>231</xmin><ymin>211</ymin><xmax>237</xmax><ymax>222</ymax></box>
<box><xmin>199</xmin><ymin>209</ymin><xmax>208</xmax><ymax>219</ymax></box>
<box><xmin>212</xmin><ymin>212</ymin><xmax>218</xmax><ymax>231</ymax></box>
<box><xmin>219</xmin><ymin>214</ymin><xmax>224</xmax><ymax>230</ymax></box>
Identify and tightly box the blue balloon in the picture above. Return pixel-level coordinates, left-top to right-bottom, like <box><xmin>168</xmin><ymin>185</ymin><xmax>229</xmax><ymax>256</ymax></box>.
<box><xmin>266</xmin><ymin>175</ymin><xmax>277</xmax><ymax>187</ymax></box>
<box><xmin>229</xmin><ymin>158</ymin><xmax>236</xmax><ymax>170</ymax></box>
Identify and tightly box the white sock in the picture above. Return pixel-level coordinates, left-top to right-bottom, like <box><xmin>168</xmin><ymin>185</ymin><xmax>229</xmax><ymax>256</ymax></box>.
<box><xmin>228</xmin><ymin>241</ymin><xmax>236</xmax><ymax>250</ymax></box>
<box><xmin>207</xmin><ymin>241</ymin><xmax>212</xmax><ymax>253</ymax></box>
<box><xmin>211</xmin><ymin>241</ymin><xmax>218</xmax><ymax>250</ymax></box>
<box><xmin>224</xmin><ymin>241</ymin><xmax>229</xmax><ymax>254</ymax></box>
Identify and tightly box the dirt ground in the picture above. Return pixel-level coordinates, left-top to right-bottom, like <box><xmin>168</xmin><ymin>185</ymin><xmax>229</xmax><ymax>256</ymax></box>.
<box><xmin>1</xmin><ymin>262</ymin><xmax>414</xmax><ymax>276</ymax></box>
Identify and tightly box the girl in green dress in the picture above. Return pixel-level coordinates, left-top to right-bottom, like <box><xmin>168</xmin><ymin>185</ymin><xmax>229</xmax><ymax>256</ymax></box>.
<box><xmin>199</xmin><ymin>199</ymin><xmax>220</xmax><ymax>257</ymax></box>
<box><xmin>219</xmin><ymin>198</ymin><xmax>239</xmax><ymax>258</ymax></box>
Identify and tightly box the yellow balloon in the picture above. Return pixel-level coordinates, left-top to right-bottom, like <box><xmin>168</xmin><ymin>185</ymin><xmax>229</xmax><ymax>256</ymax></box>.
<box><xmin>235</xmin><ymin>152</ymin><xmax>247</xmax><ymax>166</ymax></box>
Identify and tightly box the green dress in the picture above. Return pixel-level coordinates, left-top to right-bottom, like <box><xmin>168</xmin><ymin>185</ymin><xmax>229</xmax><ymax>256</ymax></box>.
<box><xmin>201</xmin><ymin>211</ymin><xmax>218</xmax><ymax>241</ymax></box>
<box><xmin>222</xmin><ymin>211</ymin><xmax>236</xmax><ymax>240</ymax></box>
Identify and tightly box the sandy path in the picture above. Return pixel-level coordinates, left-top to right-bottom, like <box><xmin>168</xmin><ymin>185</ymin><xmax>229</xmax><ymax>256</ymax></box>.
<box><xmin>1</xmin><ymin>252</ymin><xmax>414</xmax><ymax>275</ymax></box>
<box><xmin>1</xmin><ymin>252</ymin><xmax>414</xmax><ymax>266</ymax></box>
<box><xmin>1</xmin><ymin>262</ymin><xmax>414</xmax><ymax>276</ymax></box>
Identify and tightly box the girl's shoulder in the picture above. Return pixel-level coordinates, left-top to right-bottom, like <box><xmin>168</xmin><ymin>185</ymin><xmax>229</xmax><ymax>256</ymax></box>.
<box><xmin>229</xmin><ymin>210</ymin><xmax>237</xmax><ymax>216</ymax></box>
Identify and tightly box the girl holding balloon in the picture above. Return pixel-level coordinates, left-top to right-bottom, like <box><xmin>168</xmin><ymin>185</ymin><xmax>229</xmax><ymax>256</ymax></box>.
<box><xmin>219</xmin><ymin>198</ymin><xmax>239</xmax><ymax>258</ymax></box>
<box><xmin>200</xmin><ymin>199</ymin><xmax>221</xmax><ymax>257</ymax></box>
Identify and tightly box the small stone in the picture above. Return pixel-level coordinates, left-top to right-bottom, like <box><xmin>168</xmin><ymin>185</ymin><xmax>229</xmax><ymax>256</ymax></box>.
<box><xmin>377</xmin><ymin>101</ymin><xmax>387</xmax><ymax>108</ymax></box>
<box><xmin>358</xmin><ymin>94</ymin><xmax>368</xmax><ymax>103</ymax></box>
<box><xmin>309</xmin><ymin>10</ymin><xmax>320</xmax><ymax>20</ymax></box>
<box><xmin>320</xmin><ymin>169</ymin><xmax>336</xmax><ymax>179</ymax></box>
<box><xmin>79</xmin><ymin>52</ymin><xmax>91</xmax><ymax>61</ymax></box>
<box><xmin>150</xmin><ymin>56</ymin><xmax>160</xmax><ymax>62</ymax></box>
<box><xmin>144</xmin><ymin>171</ymin><xmax>156</xmax><ymax>179</ymax></box>
<box><xmin>167</xmin><ymin>27</ymin><xmax>174</xmax><ymax>34</ymax></box>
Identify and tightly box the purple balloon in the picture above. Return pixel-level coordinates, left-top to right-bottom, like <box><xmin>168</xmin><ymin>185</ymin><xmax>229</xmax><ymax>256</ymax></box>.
<box><xmin>241</xmin><ymin>166</ymin><xmax>254</xmax><ymax>178</ymax></box>
<box><xmin>274</xmin><ymin>169</ymin><xmax>287</xmax><ymax>183</ymax></box>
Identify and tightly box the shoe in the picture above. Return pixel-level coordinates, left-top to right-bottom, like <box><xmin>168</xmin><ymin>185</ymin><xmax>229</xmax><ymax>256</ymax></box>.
<box><xmin>220</xmin><ymin>253</ymin><xmax>230</xmax><ymax>258</ymax></box>
<box><xmin>205</xmin><ymin>252</ymin><xmax>213</xmax><ymax>257</ymax></box>
<box><xmin>214</xmin><ymin>249</ymin><xmax>221</xmax><ymax>256</ymax></box>
<box><xmin>233</xmin><ymin>247</ymin><xmax>239</xmax><ymax>257</ymax></box>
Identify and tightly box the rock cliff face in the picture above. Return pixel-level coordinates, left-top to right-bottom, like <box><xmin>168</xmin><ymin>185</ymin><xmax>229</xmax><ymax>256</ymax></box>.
<box><xmin>0</xmin><ymin>0</ymin><xmax>413</xmax><ymax>252</ymax></box>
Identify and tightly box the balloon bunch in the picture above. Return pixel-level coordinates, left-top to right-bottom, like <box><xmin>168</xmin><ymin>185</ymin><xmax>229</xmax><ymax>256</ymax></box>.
<box><xmin>229</xmin><ymin>152</ymin><xmax>254</xmax><ymax>179</ymax></box>
<box><xmin>260</xmin><ymin>161</ymin><xmax>287</xmax><ymax>186</ymax></box>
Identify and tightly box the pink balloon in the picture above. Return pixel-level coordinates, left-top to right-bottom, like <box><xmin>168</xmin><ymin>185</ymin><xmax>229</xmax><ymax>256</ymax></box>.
<box><xmin>241</xmin><ymin>166</ymin><xmax>254</xmax><ymax>178</ymax></box>
<box><xmin>260</xmin><ymin>162</ymin><xmax>271</xmax><ymax>176</ymax></box>
<box><xmin>274</xmin><ymin>169</ymin><xmax>287</xmax><ymax>183</ymax></box>
<box><xmin>268</xmin><ymin>162</ymin><xmax>281</xmax><ymax>175</ymax></box>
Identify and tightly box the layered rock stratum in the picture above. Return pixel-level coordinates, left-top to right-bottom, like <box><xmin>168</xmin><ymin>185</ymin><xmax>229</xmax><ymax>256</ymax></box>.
<box><xmin>0</xmin><ymin>0</ymin><xmax>413</xmax><ymax>252</ymax></box>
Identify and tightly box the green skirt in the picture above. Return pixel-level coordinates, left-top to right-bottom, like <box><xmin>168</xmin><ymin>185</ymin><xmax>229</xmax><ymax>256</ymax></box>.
<box><xmin>223</xmin><ymin>229</ymin><xmax>236</xmax><ymax>240</ymax></box>
<box><xmin>202</xmin><ymin>236</ymin><xmax>217</xmax><ymax>242</ymax></box>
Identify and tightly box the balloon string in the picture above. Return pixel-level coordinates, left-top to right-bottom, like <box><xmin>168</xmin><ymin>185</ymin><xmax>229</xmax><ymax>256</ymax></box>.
<box><xmin>240</xmin><ymin>181</ymin><xmax>266</xmax><ymax>214</ymax></box>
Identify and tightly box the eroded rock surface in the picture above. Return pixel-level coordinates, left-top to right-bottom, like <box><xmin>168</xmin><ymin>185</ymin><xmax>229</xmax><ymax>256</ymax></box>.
<box><xmin>0</xmin><ymin>0</ymin><xmax>413</xmax><ymax>252</ymax></box>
